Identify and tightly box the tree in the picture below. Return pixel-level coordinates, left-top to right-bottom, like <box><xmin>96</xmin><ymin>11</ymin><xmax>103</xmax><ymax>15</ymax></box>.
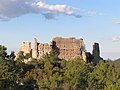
<box><xmin>63</xmin><ymin>58</ymin><xmax>90</xmax><ymax>90</ymax></box>
<box><xmin>16</xmin><ymin>51</ymin><xmax>25</xmax><ymax>64</ymax></box>
<box><xmin>0</xmin><ymin>45</ymin><xmax>7</xmax><ymax>59</ymax></box>
<box><xmin>0</xmin><ymin>58</ymin><xmax>23</xmax><ymax>90</ymax></box>
<box><xmin>87</xmin><ymin>61</ymin><xmax>120</xmax><ymax>90</ymax></box>
<box><xmin>9</xmin><ymin>51</ymin><xmax>16</xmax><ymax>60</ymax></box>
<box><xmin>25</xmin><ymin>53</ymin><xmax>31</xmax><ymax>59</ymax></box>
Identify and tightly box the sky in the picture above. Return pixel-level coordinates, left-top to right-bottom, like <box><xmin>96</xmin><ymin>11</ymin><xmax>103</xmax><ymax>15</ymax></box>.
<box><xmin>0</xmin><ymin>0</ymin><xmax>120</xmax><ymax>60</ymax></box>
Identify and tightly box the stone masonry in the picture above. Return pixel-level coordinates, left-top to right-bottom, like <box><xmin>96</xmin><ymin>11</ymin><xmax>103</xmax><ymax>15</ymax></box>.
<box><xmin>19</xmin><ymin>42</ymin><xmax>31</xmax><ymax>55</ymax></box>
<box><xmin>32</xmin><ymin>38</ymin><xmax>52</xmax><ymax>59</ymax></box>
<box><xmin>18</xmin><ymin>37</ymin><xmax>102</xmax><ymax>63</ymax></box>
<box><xmin>92</xmin><ymin>42</ymin><xmax>101</xmax><ymax>63</ymax></box>
<box><xmin>52</xmin><ymin>37</ymin><xmax>86</xmax><ymax>60</ymax></box>
<box><xmin>19</xmin><ymin>37</ymin><xmax>86</xmax><ymax>61</ymax></box>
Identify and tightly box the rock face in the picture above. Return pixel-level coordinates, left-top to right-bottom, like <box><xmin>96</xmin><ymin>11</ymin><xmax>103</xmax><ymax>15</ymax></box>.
<box><xmin>92</xmin><ymin>43</ymin><xmax>101</xmax><ymax>63</ymax></box>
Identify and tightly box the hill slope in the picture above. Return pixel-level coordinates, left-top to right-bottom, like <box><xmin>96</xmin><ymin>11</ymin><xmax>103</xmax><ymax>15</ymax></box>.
<box><xmin>114</xmin><ymin>58</ymin><xmax>120</xmax><ymax>69</ymax></box>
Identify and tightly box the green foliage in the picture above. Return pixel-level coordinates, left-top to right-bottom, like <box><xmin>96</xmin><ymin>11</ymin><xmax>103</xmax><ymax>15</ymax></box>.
<box><xmin>0</xmin><ymin>58</ymin><xmax>23</xmax><ymax>90</ymax></box>
<box><xmin>17</xmin><ymin>51</ymin><xmax>24</xmax><ymax>60</ymax></box>
<box><xmin>87</xmin><ymin>61</ymin><xmax>120</xmax><ymax>90</ymax></box>
<box><xmin>9</xmin><ymin>51</ymin><xmax>16</xmax><ymax>60</ymax></box>
<box><xmin>25</xmin><ymin>53</ymin><xmax>31</xmax><ymax>59</ymax></box>
<box><xmin>16</xmin><ymin>51</ymin><xmax>25</xmax><ymax>65</ymax></box>
<box><xmin>0</xmin><ymin>45</ymin><xmax>7</xmax><ymax>59</ymax></box>
<box><xmin>114</xmin><ymin>58</ymin><xmax>120</xmax><ymax>69</ymax></box>
<box><xmin>0</xmin><ymin>45</ymin><xmax>120</xmax><ymax>90</ymax></box>
<box><xmin>24</xmin><ymin>50</ymin><xmax>32</xmax><ymax>59</ymax></box>
<box><xmin>0</xmin><ymin>45</ymin><xmax>24</xmax><ymax>90</ymax></box>
<box><xmin>63</xmin><ymin>59</ymin><xmax>88</xmax><ymax>89</ymax></box>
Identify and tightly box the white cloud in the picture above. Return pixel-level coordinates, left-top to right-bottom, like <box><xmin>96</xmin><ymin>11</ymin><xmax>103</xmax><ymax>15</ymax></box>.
<box><xmin>0</xmin><ymin>0</ymin><xmax>82</xmax><ymax>21</ymax></box>
<box><xmin>112</xmin><ymin>36</ymin><xmax>120</xmax><ymax>42</ymax></box>
<box><xmin>112</xmin><ymin>18</ymin><xmax>120</xmax><ymax>24</ymax></box>
<box><xmin>87</xmin><ymin>11</ymin><xmax>97</xmax><ymax>16</ymax></box>
<box><xmin>37</xmin><ymin>1</ymin><xmax>73</xmax><ymax>15</ymax></box>
<box><xmin>86</xmin><ymin>11</ymin><xmax>105</xmax><ymax>17</ymax></box>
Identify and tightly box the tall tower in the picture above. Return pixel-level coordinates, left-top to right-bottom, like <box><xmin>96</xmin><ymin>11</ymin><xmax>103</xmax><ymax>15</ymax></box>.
<box><xmin>32</xmin><ymin>38</ymin><xmax>38</xmax><ymax>59</ymax></box>
<box><xmin>92</xmin><ymin>42</ymin><xmax>101</xmax><ymax>63</ymax></box>
<box><xmin>19</xmin><ymin>42</ymin><xmax>31</xmax><ymax>55</ymax></box>
<box><xmin>80</xmin><ymin>39</ymin><xmax>87</xmax><ymax>62</ymax></box>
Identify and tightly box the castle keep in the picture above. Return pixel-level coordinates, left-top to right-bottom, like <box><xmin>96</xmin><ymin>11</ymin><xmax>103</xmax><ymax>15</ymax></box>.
<box><xmin>19</xmin><ymin>37</ymin><xmax>102</xmax><ymax>63</ymax></box>
<box><xmin>52</xmin><ymin>37</ymin><xmax>85</xmax><ymax>60</ymax></box>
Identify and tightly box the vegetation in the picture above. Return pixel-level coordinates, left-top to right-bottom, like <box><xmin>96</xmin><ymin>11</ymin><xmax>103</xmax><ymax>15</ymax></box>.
<box><xmin>114</xmin><ymin>58</ymin><xmax>120</xmax><ymax>69</ymax></box>
<box><xmin>0</xmin><ymin>45</ymin><xmax>120</xmax><ymax>90</ymax></box>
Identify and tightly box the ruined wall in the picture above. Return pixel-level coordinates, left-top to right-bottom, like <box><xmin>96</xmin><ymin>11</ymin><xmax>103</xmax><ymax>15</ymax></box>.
<box><xmin>38</xmin><ymin>43</ymin><xmax>52</xmax><ymax>58</ymax></box>
<box><xmin>92</xmin><ymin>43</ymin><xmax>101</xmax><ymax>63</ymax></box>
<box><xmin>18</xmin><ymin>37</ymin><xmax>102</xmax><ymax>63</ymax></box>
<box><xmin>52</xmin><ymin>37</ymin><xmax>85</xmax><ymax>60</ymax></box>
<box><xmin>19</xmin><ymin>37</ymin><xmax>87</xmax><ymax>61</ymax></box>
<box><xmin>32</xmin><ymin>38</ymin><xmax>52</xmax><ymax>59</ymax></box>
<box><xmin>32</xmin><ymin>38</ymin><xmax>38</xmax><ymax>59</ymax></box>
<box><xmin>19</xmin><ymin>42</ymin><xmax>31</xmax><ymax>55</ymax></box>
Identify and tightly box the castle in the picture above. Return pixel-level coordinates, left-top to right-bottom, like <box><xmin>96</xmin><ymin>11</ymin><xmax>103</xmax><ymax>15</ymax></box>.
<box><xmin>18</xmin><ymin>37</ymin><xmax>102</xmax><ymax>63</ymax></box>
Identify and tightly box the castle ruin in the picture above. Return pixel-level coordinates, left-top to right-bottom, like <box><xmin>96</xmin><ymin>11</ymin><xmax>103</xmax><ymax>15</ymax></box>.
<box><xmin>19</xmin><ymin>37</ymin><xmax>102</xmax><ymax>63</ymax></box>
<box><xmin>92</xmin><ymin>43</ymin><xmax>102</xmax><ymax>63</ymax></box>
<box><xmin>32</xmin><ymin>38</ymin><xmax>52</xmax><ymax>59</ymax></box>
<box><xmin>19</xmin><ymin>42</ymin><xmax>31</xmax><ymax>55</ymax></box>
<box><xmin>52</xmin><ymin>37</ymin><xmax>86</xmax><ymax>60</ymax></box>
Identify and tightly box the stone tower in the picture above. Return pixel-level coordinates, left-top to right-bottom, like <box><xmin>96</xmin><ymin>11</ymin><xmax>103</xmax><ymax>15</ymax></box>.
<box><xmin>19</xmin><ymin>42</ymin><xmax>31</xmax><ymax>55</ymax></box>
<box><xmin>92</xmin><ymin>42</ymin><xmax>101</xmax><ymax>63</ymax></box>
<box><xmin>52</xmin><ymin>37</ymin><xmax>86</xmax><ymax>60</ymax></box>
<box><xmin>32</xmin><ymin>38</ymin><xmax>38</xmax><ymax>59</ymax></box>
<box><xmin>80</xmin><ymin>39</ymin><xmax>87</xmax><ymax>62</ymax></box>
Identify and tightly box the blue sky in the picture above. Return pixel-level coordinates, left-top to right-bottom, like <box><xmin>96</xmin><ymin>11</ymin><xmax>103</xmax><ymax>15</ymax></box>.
<box><xmin>0</xmin><ymin>0</ymin><xmax>120</xmax><ymax>60</ymax></box>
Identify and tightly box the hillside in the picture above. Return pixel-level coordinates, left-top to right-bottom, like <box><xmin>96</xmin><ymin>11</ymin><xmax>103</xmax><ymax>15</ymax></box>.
<box><xmin>114</xmin><ymin>58</ymin><xmax>120</xmax><ymax>69</ymax></box>
<box><xmin>0</xmin><ymin>45</ymin><xmax>120</xmax><ymax>89</ymax></box>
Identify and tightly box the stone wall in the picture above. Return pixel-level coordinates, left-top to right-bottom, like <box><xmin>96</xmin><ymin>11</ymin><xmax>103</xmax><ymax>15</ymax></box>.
<box><xmin>52</xmin><ymin>37</ymin><xmax>85</xmax><ymax>60</ymax></box>
<box><xmin>32</xmin><ymin>38</ymin><xmax>52</xmax><ymax>59</ymax></box>
<box><xmin>18</xmin><ymin>37</ymin><xmax>102</xmax><ymax>63</ymax></box>
<box><xmin>19</xmin><ymin>37</ymin><xmax>86</xmax><ymax>61</ymax></box>
<box><xmin>38</xmin><ymin>43</ymin><xmax>52</xmax><ymax>58</ymax></box>
<box><xmin>19</xmin><ymin>42</ymin><xmax>31</xmax><ymax>55</ymax></box>
<box><xmin>92</xmin><ymin>43</ymin><xmax>101</xmax><ymax>63</ymax></box>
<box><xmin>17</xmin><ymin>37</ymin><xmax>103</xmax><ymax>65</ymax></box>
<box><xmin>32</xmin><ymin>38</ymin><xmax>38</xmax><ymax>59</ymax></box>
